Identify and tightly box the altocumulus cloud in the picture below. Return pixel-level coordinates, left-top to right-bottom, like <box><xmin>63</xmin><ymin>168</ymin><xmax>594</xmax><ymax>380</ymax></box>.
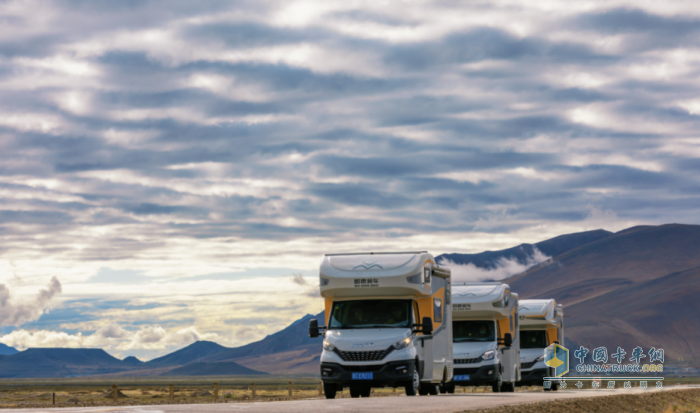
<box><xmin>1</xmin><ymin>0</ymin><xmax>700</xmax><ymax>358</ymax></box>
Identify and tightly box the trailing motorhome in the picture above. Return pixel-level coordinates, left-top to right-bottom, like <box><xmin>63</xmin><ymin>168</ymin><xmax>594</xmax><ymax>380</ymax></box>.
<box><xmin>309</xmin><ymin>252</ymin><xmax>453</xmax><ymax>399</ymax></box>
<box><xmin>516</xmin><ymin>299</ymin><xmax>564</xmax><ymax>390</ymax></box>
<box><xmin>448</xmin><ymin>283</ymin><xmax>519</xmax><ymax>393</ymax></box>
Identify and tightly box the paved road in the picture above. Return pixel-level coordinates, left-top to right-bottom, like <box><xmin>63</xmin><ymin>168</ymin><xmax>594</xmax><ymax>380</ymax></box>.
<box><xmin>8</xmin><ymin>386</ymin><xmax>698</xmax><ymax>413</ymax></box>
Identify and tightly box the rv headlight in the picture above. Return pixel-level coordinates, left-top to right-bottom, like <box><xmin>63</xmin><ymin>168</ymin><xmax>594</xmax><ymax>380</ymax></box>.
<box><xmin>323</xmin><ymin>340</ymin><xmax>336</xmax><ymax>351</ymax></box>
<box><xmin>536</xmin><ymin>355</ymin><xmax>545</xmax><ymax>362</ymax></box>
<box><xmin>481</xmin><ymin>350</ymin><xmax>495</xmax><ymax>360</ymax></box>
<box><xmin>392</xmin><ymin>337</ymin><xmax>412</xmax><ymax>350</ymax></box>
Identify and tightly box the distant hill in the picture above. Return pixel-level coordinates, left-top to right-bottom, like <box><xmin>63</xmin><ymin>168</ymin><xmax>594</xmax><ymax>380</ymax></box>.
<box><xmin>0</xmin><ymin>348</ymin><xmax>133</xmax><ymax>378</ymax></box>
<box><xmin>0</xmin><ymin>343</ymin><xmax>18</xmax><ymax>355</ymax></box>
<box><xmin>437</xmin><ymin>229</ymin><xmax>612</xmax><ymax>269</ymax></box>
<box><xmin>122</xmin><ymin>356</ymin><xmax>143</xmax><ymax>365</ymax></box>
<box><xmin>204</xmin><ymin>312</ymin><xmax>324</xmax><ymax>364</ymax></box>
<box><xmin>147</xmin><ymin>340</ymin><xmax>228</xmax><ymax>367</ymax></box>
<box><xmin>162</xmin><ymin>361</ymin><xmax>267</xmax><ymax>376</ymax></box>
<box><xmin>507</xmin><ymin>224</ymin><xmax>700</xmax><ymax>362</ymax></box>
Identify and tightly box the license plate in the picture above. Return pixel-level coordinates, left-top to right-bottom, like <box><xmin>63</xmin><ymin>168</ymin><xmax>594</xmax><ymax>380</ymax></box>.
<box><xmin>454</xmin><ymin>375</ymin><xmax>470</xmax><ymax>381</ymax></box>
<box><xmin>352</xmin><ymin>372</ymin><xmax>373</xmax><ymax>380</ymax></box>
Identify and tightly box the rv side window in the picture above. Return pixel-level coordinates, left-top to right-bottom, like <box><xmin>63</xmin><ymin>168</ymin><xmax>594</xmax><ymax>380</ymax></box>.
<box><xmin>424</xmin><ymin>268</ymin><xmax>431</xmax><ymax>283</ymax></box>
<box><xmin>434</xmin><ymin>298</ymin><xmax>442</xmax><ymax>323</ymax></box>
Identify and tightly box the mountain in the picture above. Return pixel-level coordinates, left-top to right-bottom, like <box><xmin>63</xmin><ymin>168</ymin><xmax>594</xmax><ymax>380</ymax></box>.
<box><xmin>147</xmin><ymin>340</ymin><xmax>228</xmax><ymax>367</ymax></box>
<box><xmin>0</xmin><ymin>348</ymin><xmax>134</xmax><ymax>378</ymax></box>
<box><xmin>204</xmin><ymin>312</ymin><xmax>324</xmax><ymax>364</ymax></box>
<box><xmin>122</xmin><ymin>356</ymin><xmax>143</xmax><ymax>365</ymax></box>
<box><xmin>162</xmin><ymin>361</ymin><xmax>268</xmax><ymax>376</ymax></box>
<box><xmin>507</xmin><ymin>224</ymin><xmax>700</xmax><ymax>362</ymax></box>
<box><xmin>437</xmin><ymin>229</ymin><xmax>612</xmax><ymax>269</ymax></box>
<box><xmin>0</xmin><ymin>343</ymin><xmax>18</xmax><ymax>355</ymax></box>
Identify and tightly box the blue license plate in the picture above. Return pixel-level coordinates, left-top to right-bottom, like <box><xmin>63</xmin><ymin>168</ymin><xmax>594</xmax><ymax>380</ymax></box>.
<box><xmin>352</xmin><ymin>372</ymin><xmax>373</xmax><ymax>380</ymax></box>
<box><xmin>454</xmin><ymin>375</ymin><xmax>470</xmax><ymax>381</ymax></box>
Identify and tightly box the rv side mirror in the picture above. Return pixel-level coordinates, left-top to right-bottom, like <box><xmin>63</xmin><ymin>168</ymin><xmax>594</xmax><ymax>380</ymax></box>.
<box><xmin>422</xmin><ymin>317</ymin><xmax>433</xmax><ymax>335</ymax></box>
<box><xmin>503</xmin><ymin>333</ymin><xmax>512</xmax><ymax>347</ymax></box>
<box><xmin>309</xmin><ymin>319</ymin><xmax>320</xmax><ymax>338</ymax></box>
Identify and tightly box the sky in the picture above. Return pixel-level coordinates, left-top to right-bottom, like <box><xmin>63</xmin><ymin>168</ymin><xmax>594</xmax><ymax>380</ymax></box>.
<box><xmin>1</xmin><ymin>0</ymin><xmax>699</xmax><ymax>360</ymax></box>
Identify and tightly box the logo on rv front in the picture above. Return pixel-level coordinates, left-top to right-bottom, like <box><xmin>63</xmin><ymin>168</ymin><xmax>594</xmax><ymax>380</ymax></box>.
<box><xmin>545</xmin><ymin>344</ymin><xmax>569</xmax><ymax>377</ymax></box>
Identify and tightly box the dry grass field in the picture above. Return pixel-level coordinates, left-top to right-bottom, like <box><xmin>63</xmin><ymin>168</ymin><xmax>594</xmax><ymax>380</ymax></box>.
<box><xmin>0</xmin><ymin>376</ymin><xmax>546</xmax><ymax>409</ymax></box>
<box><xmin>0</xmin><ymin>376</ymin><xmax>697</xmax><ymax>409</ymax></box>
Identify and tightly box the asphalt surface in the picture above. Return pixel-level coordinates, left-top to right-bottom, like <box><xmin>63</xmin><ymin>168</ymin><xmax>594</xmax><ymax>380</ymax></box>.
<box><xmin>7</xmin><ymin>386</ymin><xmax>698</xmax><ymax>413</ymax></box>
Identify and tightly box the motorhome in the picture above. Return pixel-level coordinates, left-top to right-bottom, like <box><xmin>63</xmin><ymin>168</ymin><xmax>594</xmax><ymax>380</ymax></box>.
<box><xmin>516</xmin><ymin>299</ymin><xmax>564</xmax><ymax>390</ymax></box>
<box><xmin>448</xmin><ymin>282</ymin><xmax>519</xmax><ymax>393</ymax></box>
<box><xmin>309</xmin><ymin>252</ymin><xmax>453</xmax><ymax>398</ymax></box>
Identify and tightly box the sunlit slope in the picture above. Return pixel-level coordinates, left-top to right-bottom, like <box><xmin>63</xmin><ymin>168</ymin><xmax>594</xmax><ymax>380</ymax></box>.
<box><xmin>507</xmin><ymin>224</ymin><xmax>700</xmax><ymax>361</ymax></box>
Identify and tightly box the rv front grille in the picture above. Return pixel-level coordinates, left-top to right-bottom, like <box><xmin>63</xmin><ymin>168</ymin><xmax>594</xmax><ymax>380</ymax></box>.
<box><xmin>344</xmin><ymin>364</ymin><xmax>385</xmax><ymax>372</ymax></box>
<box><xmin>334</xmin><ymin>348</ymin><xmax>393</xmax><ymax>362</ymax></box>
<box><xmin>454</xmin><ymin>357</ymin><xmax>482</xmax><ymax>365</ymax></box>
<box><xmin>454</xmin><ymin>367</ymin><xmax>480</xmax><ymax>375</ymax></box>
<box><xmin>521</xmin><ymin>361</ymin><xmax>537</xmax><ymax>369</ymax></box>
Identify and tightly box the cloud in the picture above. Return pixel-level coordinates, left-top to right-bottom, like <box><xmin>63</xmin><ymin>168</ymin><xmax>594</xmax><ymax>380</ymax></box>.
<box><xmin>0</xmin><ymin>277</ymin><xmax>62</xmax><ymax>327</ymax></box>
<box><xmin>0</xmin><ymin>329</ymin><xmax>83</xmax><ymax>350</ymax></box>
<box><xmin>439</xmin><ymin>248</ymin><xmax>551</xmax><ymax>282</ymax></box>
<box><xmin>291</xmin><ymin>273</ymin><xmax>306</xmax><ymax>285</ymax></box>
<box><xmin>0</xmin><ymin>324</ymin><xmax>219</xmax><ymax>353</ymax></box>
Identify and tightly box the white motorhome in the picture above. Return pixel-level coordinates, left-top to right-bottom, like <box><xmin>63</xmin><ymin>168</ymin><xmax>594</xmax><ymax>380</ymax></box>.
<box><xmin>309</xmin><ymin>252</ymin><xmax>453</xmax><ymax>399</ymax></box>
<box><xmin>516</xmin><ymin>299</ymin><xmax>564</xmax><ymax>390</ymax></box>
<box><xmin>447</xmin><ymin>283</ymin><xmax>520</xmax><ymax>393</ymax></box>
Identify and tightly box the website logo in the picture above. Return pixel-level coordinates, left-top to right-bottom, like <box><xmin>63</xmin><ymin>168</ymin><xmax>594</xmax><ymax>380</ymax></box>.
<box><xmin>545</xmin><ymin>343</ymin><xmax>569</xmax><ymax>377</ymax></box>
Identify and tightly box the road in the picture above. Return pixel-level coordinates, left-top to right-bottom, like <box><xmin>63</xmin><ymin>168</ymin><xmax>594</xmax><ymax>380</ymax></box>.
<box><xmin>7</xmin><ymin>386</ymin><xmax>698</xmax><ymax>413</ymax></box>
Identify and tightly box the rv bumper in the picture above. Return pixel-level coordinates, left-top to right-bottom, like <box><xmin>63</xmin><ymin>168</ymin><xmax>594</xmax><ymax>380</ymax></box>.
<box><xmin>452</xmin><ymin>364</ymin><xmax>499</xmax><ymax>386</ymax></box>
<box><xmin>320</xmin><ymin>360</ymin><xmax>415</xmax><ymax>387</ymax></box>
<box><xmin>517</xmin><ymin>368</ymin><xmax>548</xmax><ymax>386</ymax></box>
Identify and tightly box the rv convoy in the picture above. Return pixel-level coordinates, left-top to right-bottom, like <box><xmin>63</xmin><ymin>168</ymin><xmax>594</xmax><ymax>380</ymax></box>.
<box><xmin>309</xmin><ymin>251</ymin><xmax>564</xmax><ymax>398</ymax></box>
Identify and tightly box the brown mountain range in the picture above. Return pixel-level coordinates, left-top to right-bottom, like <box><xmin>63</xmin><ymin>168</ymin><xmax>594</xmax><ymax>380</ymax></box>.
<box><xmin>508</xmin><ymin>224</ymin><xmax>700</xmax><ymax>362</ymax></box>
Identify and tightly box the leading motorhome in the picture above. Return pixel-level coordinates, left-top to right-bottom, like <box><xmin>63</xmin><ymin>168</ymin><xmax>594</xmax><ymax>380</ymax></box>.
<box><xmin>309</xmin><ymin>252</ymin><xmax>453</xmax><ymax>398</ymax></box>
<box><xmin>516</xmin><ymin>299</ymin><xmax>564</xmax><ymax>390</ymax></box>
<box><xmin>448</xmin><ymin>283</ymin><xmax>520</xmax><ymax>393</ymax></box>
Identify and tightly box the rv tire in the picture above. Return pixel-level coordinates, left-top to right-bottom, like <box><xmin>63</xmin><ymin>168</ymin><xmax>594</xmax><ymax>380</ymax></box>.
<box><xmin>492</xmin><ymin>373</ymin><xmax>503</xmax><ymax>393</ymax></box>
<box><xmin>405</xmin><ymin>369</ymin><xmax>420</xmax><ymax>396</ymax></box>
<box><xmin>428</xmin><ymin>384</ymin><xmax>439</xmax><ymax>395</ymax></box>
<box><xmin>323</xmin><ymin>382</ymin><xmax>337</xmax><ymax>399</ymax></box>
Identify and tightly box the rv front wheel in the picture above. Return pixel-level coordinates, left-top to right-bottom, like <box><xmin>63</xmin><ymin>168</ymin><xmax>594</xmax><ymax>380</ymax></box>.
<box><xmin>405</xmin><ymin>369</ymin><xmax>420</xmax><ymax>396</ymax></box>
<box><xmin>323</xmin><ymin>382</ymin><xmax>337</xmax><ymax>399</ymax></box>
<box><xmin>491</xmin><ymin>373</ymin><xmax>503</xmax><ymax>393</ymax></box>
<box><xmin>428</xmin><ymin>384</ymin><xmax>439</xmax><ymax>395</ymax></box>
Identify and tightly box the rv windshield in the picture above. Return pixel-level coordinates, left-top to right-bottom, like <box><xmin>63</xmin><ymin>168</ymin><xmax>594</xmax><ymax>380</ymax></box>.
<box><xmin>453</xmin><ymin>320</ymin><xmax>495</xmax><ymax>342</ymax></box>
<box><xmin>521</xmin><ymin>330</ymin><xmax>548</xmax><ymax>349</ymax></box>
<box><xmin>329</xmin><ymin>300</ymin><xmax>412</xmax><ymax>329</ymax></box>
